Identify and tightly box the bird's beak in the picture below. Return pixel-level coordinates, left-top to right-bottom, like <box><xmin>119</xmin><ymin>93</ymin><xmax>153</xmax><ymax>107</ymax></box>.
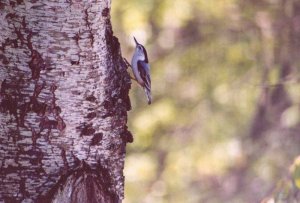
<box><xmin>133</xmin><ymin>36</ymin><xmax>138</xmax><ymax>45</ymax></box>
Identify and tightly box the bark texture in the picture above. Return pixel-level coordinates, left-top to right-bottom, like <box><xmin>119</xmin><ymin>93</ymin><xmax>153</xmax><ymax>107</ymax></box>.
<box><xmin>0</xmin><ymin>0</ymin><xmax>132</xmax><ymax>202</ymax></box>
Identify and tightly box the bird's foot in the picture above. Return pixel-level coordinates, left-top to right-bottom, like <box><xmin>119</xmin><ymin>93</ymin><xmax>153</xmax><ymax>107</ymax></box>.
<box><xmin>123</xmin><ymin>58</ymin><xmax>131</xmax><ymax>68</ymax></box>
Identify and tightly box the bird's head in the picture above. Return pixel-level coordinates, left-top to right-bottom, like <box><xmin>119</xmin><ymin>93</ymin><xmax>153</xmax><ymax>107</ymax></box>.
<box><xmin>133</xmin><ymin>36</ymin><xmax>148</xmax><ymax>63</ymax></box>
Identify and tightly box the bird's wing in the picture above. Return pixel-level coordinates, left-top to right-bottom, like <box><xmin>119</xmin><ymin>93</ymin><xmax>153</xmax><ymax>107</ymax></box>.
<box><xmin>137</xmin><ymin>61</ymin><xmax>151</xmax><ymax>91</ymax></box>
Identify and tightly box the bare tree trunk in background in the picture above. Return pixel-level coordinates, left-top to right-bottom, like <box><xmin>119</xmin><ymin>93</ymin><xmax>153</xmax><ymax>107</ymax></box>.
<box><xmin>223</xmin><ymin>1</ymin><xmax>300</xmax><ymax>202</ymax></box>
<box><xmin>0</xmin><ymin>0</ymin><xmax>132</xmax><ymax>202</ymax></box>
<box><xmin>249</xmin><ymin>0</ymin><xmax>297</xmax><ymax>140</ymax></box>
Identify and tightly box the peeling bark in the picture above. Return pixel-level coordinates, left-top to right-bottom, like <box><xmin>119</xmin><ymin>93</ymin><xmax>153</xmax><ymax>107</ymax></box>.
<box><xmin>0</xmin><ymin>0</ymin><xmax>132</xmax><ymax>202</ymax></box>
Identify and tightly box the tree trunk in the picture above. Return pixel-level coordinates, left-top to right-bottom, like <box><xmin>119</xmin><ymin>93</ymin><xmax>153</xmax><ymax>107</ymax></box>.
<box><xmin>0</xmin><ymin>0</ymin><xmax>132</xmax><ymax>202</ymax></box>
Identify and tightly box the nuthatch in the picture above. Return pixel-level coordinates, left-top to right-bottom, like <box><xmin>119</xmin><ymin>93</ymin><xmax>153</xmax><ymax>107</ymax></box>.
<box><xmin>130</xmin><ymin>37</ymin><xmax>152</xmax><ymax>104</ymax></box>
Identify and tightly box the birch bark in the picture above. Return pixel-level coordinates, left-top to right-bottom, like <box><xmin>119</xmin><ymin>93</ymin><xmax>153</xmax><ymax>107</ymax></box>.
<box><xmin>0</xmin><ymin>0</ymin><xmax>132</xmax><ymax>202</ymax></box>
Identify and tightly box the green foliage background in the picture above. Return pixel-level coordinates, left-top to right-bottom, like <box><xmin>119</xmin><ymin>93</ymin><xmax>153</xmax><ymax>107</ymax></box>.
<box><xmin>112</xmin><ymin>0</ymin><xmax>300</xmax><ymax>202</ymax></box>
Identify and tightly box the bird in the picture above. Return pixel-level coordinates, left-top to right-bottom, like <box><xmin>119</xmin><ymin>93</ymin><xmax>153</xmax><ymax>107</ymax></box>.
<box><xmin>130</xmin><ymin>37</ymin><xmax>152</xmax><ymax>105</ymax></box>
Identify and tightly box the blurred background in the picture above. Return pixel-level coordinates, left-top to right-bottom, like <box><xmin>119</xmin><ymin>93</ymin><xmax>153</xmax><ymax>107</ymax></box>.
<box><xmin>111</xmin><ymin>0</ymin><xmax>300</xmax><ymax>202</ymax></box>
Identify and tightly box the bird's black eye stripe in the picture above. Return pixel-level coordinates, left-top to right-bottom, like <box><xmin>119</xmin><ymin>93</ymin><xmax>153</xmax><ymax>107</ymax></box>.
<box><xmin>141</xmin><ymin>46</ymin><xmax>148</xmax><ymax>63</ymax></box>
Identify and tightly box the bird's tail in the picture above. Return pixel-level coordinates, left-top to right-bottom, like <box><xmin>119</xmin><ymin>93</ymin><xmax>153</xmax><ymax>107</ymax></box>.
<box><xmin>144</xmin><ymin>88</ymin><xmax>152</xmax><ymax>105</ymax></box>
